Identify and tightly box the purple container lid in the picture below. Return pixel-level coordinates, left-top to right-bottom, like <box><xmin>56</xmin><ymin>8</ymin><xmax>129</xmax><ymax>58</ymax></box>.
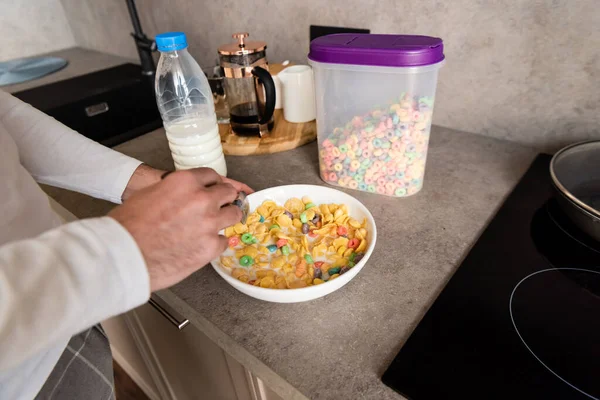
<box><xmin>308</xmin><ymin>34</ymin><xmax>444</xmax><ymax>67</ymax></box>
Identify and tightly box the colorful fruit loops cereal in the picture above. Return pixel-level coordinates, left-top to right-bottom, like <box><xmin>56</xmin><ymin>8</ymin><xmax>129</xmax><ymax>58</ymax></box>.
<box><xmin>319</xmin><ymin>93</ymin><xmax>435</xmax><ymax>197</ymax></box>
<box><xmin>220</xmin><ymin>196</ymin><xmax>369</xmax><ymax>289</ymax></box>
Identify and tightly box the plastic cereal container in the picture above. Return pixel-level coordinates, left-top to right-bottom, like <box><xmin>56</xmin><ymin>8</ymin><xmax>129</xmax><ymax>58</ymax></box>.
<box><xmin>308</xmin><ymin>34</ymin><xmax>445</xmax><ymax>197</ymax></box>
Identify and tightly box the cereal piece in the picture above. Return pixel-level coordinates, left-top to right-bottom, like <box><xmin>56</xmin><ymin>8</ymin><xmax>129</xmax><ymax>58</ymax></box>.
<box><xmin>348</xmin><ymin>238</ymin><xmax>360</xmax><ymax>249</ymax></box>
<box><xmin>337</xmin><ymin>246</ymin><xmax>347</xmax><ymax>256</ymax></box>
<box><xmin>267</xmin><ymin>244</ymin><xmax>277</xmax><ymax>253</ymax></box>
<box><xmin>262</xmin><ymin>200</ymin><xmax>276</xmax><ymax>209</ymax></box>
<box><xmin>228</xmin><ymin>236</ymin><xmax>240</xmax><ymax>248</ymax></box>
<box><xmin>356</xmin><ymin>239</ymin><xmax>367</xmax><ymax>253</ymax></box>
<box><xmin>329</xmin><ymin>273</ymin><xmax>340</xmax><ymax>280</ymax></box>
<box><xmin>255</xmin><ymin>254</ymin><xmax>268</xmax><ymax>263</ymax></box>
<box><xmin>256</xmin><ymin>270</ymin><xmax>269</xmax><ymax>279</ymax></box>
<box><xmin>295</xmin><ymin>259</ymin><xmax>307</xmax><ymax>278</ymax></box>
<box><xmin>302</xmin><ymin>196</ymin><xmax>313</xmax><ymax>204</ymax></box>
<box><xmin>289</xmin><ymin>280</ymin><xmax>308</xmax><ymax>289</ymax></box>
<box><xmin>275</xmin><ymin>276</ymin><xmax>287</xmax><ymax>289</ymax></box>
<box><xmin>284</xmin><ymin>198</ymin><xmax>304</xmax><ymax>213</ymax></box>
<box><xmin>283</xmin><ymin>263</ymin><xmax>294</xmax><ymax>273</ymax></box>
<box><xmin>285</xmin><ymin>271</ymin><xmax>297</xmax><ymax>283</ymax></box>
<box><xmin>276</xmin><ymin>232</ymin><xmax>293</xmax><ymax>241</ymax></box>
<box><xmin>293</xmin><ymin>218</ymin><xmax>303</xmax><ymax>229</ymax></box>
<box><xmin>300</xmin><ymin>212</ymin><xmax>308</xmax><ymax>223</ymax></box>
<box><xmin>288</xmin><ymin>254</ymin><xmax>299</xmax><ymax>265</ymax></box>
<box><xmin>239</xmin><ymin>256</ymin><xmax>254</xmax><ymax>267</ymax></box>
<box><xmin>301</xmin><ymin>236</ymin><xmax>309</xmax><ymax>252</ymax></box>
<box><xmin>301</xmin><ymin>223</ymin><xmax>310</xmax><ymax>234</ymax></box>
<box><xmin>340</xmin><ymin>266</ymin><xmax>350</xmax><ymax>275</ymax></box>
<box><xmin>313</xmin><ymin>278</ymin><xmax>325</xmax><ymax>285</ymax></box>
<box><xmin>276</xmin><ymin>238</ymin><xmax>288</xmax><ymax>248</ymax></box>
<box><xmin>271</xmin><ymin>256</ymin><xmax>287</xmax><ymax>269</ymax></box>
<box><xmin>270</xmin><ymin>208</ymin><xmax>284</xmax><ymax>217</ymax></box>
<box><xmin>246</xmin><ymin>213</ymin><xmax>260</xmax><ymax>225</ymax></box>
<box><xmin>221</xmin><ymin>256</ymin><xmax>235</xmax><ymax>268</ymax></box>
<box><xmin>333</xmin><ymin>237</ymin><xmax>349</xmax><ymax>250</ymax></box>
<box><xmin>225</xmin><ymin>227</ymin><xmax>236</xmax><ymax>238</ymax></box>
<box><xmin>277</xmin><ymin>213</ymin><xmax>293</xmax><ymax>227</ymax></box>
<box><xmin>304</xmin><ymin>254</ymin><xmax>314</xmax><ymax>264</ymax></box>
<box><xmin>313</xmin><ymin>266</ymin><xmax>322</xmax><ymax>279</ymax></box>
<box><xmin>233</xmin><ymin>223</ymin><xmax>247</xmax><ymax>234</ymax></box>
<box><xmin>348</xmin><ymin>218</ymin><xmax>361</xmax><ymax>229</ymax></box>
<box><xmin>238</xmin><ymin>275</ymin><xmax>249</xmax><ymax>283</ymax></box>
<box><xmin>343</xmin><ymin>248</ymin><xmax>354</xmax><ymax>257</ymax></box>
<box><xmin>337</xmin><ymin>226</ymin><xmax>348</xmax><ymax>236</ymax></box>
<box><xmin>281</xmin><ymin>245</ymin><xmax>290</xmax><ymax>256</ymax></box>
<box><xmin>236</xmin><ymin>249</ymin><xmax>249</xmax><ymax>259</ymax></box>
<box><xmin>244</xmin><ymin>246</ymin><xmax>258</xmax><ymax>259</ymax></box>
<box><xmin>335</xmin><ymin>215</ymin><xmax>349</xmax><ymax>225</ymax></box>
<box><xmin>241</xmin><ymin>233</ymin><xmax>255</xmax><ymax>244</ymax></box>
<box><xmin>288</xmin><ymin>241</ymin><xmax>299</xmax><ymax>252</ymax></box>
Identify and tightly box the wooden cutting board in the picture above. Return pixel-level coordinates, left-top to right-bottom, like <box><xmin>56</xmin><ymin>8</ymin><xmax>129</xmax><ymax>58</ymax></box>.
<box><xmin>219</xmin><ymin>109</ymin><xmax>316</xmax><ymax>156</ymax></box>
<box><xmin>219</xmin><ymin>63</ymin><xmax>317</xmax><ymax>156</ymax></box>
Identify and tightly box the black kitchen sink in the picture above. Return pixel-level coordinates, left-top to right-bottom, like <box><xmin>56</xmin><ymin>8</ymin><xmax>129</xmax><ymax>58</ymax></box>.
<box><xmin>13</xmin><ymin>63</ymin><xmax>162</xmax><ymax>147</ymax></box>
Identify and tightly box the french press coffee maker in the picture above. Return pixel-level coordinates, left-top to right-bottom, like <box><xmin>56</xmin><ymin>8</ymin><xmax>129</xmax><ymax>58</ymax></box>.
<box><xmin>218</xmin><ymin>32</ymin><xmax>276</xmax><ymax>137</ymax></box>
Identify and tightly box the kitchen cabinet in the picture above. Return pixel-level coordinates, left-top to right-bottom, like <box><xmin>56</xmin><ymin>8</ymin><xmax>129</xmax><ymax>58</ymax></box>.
<box><xmin>125</xmin><ymin>299</ymin><xmax>283</xmax><ymax>400</ymax></box>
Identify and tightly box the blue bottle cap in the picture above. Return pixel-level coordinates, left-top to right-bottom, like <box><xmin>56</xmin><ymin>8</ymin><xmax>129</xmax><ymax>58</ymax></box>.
<box><xmin>155</xmin><ymin>32</ymin><xmax>188</xmax><ymax>52</ymax></box>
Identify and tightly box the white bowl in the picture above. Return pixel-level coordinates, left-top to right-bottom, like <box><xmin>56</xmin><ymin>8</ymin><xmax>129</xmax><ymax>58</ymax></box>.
<box><xmin>211</xmin><ymin>184</ymin><xmax>377</xmax><ymax>303</ymax></box>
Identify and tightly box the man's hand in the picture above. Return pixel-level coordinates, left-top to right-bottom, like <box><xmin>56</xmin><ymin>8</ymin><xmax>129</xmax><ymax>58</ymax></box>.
<box><xmin>109</xmin><ymin>168</ymin><xmax>244</xmax><ymax>291</ymax></box>
<box><xmin>122</xmin><ymin>164</ymin><xmax>254</xmax><ymax>202</ymax></box>
<box><xmin>222</xmin><ymin>176</ymin><xmax>254</xmax><ymax>195</ymax></box>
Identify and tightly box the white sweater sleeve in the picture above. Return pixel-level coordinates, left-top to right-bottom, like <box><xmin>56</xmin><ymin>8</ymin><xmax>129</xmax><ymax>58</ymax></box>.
<box><xmin>0</xmin><ymin>217</ymin><xmax>150</xmax><ymax>371</ymax></box>
<box><xmin>0</xmin><ymin>89</ymin><xmax>142</xmax><ymax>204</ymax></box>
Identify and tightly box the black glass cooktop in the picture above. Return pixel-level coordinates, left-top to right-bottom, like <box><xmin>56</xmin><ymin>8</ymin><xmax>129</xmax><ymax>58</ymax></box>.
<box><xmin>383</xmin><ymin>155</ymin><xmax>600</xmax><ymax>400</ymax></box>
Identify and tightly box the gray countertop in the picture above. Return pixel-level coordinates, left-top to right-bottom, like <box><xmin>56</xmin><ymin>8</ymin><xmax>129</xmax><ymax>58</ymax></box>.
<box><xmin>46</xmin><ymin>126</ymin><xmax>537</xmax><ymax>400</ymax></box>
<box><xmin>28</xmin><ymin>46</ymin><xmax>539</xmax><ymax>400</ymax></box>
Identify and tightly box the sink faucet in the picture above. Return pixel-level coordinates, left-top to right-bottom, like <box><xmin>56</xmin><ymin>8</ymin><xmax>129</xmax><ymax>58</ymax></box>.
<box><xmin>126</xmin><ymin>0</ymin><xmax>156</xmax><ymax>77</ymax></box>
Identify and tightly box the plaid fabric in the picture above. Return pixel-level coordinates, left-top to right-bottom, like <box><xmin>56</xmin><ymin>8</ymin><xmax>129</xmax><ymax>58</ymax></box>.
<box><xmin>35</xmin><ymin>325</ymin><xmax>114</xmax><ymax>400</ymax></box>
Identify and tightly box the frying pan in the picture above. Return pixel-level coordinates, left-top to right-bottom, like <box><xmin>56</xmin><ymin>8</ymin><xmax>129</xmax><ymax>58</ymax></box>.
<box><xmin>550</xmin><ymin>140</ymin><xmax>600</xmax><ymax>242</ymax></box>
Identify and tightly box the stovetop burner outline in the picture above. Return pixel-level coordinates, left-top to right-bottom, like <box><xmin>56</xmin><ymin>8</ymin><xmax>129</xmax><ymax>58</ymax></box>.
<box><xmin>509</xmin><ymin>267</ymin><xmax>600</xmax><ymax>400</ymax></box>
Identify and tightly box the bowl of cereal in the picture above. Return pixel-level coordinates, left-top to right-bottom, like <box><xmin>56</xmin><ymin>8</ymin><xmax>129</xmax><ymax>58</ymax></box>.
<box><xmin>211</xmin><ymin>185</ymin><xmax>376</xmax><ymax>303</ymax></box>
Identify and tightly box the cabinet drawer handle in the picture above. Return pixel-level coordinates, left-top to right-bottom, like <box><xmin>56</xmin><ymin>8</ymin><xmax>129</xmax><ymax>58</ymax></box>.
<box><xmin>148</xmin><ymin>297</ymin><xmax>189</xmax><ymax>330</ymax></box>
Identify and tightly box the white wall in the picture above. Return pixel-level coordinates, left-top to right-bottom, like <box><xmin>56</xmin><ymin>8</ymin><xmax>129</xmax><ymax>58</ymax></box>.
<box><xmin>0</xmin><ymin>0</ymin><xmax>76</xmax><ymax>62</ymax></box>
<box><xmin>58</xmin><ymin>0</ymin><xmax>600</xmax><ymax>151</ymax></box>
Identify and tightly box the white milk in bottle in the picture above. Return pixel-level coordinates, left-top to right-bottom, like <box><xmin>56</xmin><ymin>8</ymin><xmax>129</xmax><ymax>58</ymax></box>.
<box><xmin>155</xmin><ymin>31</ymin><xmax>227</xmax><ymax>175</ymax></box>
